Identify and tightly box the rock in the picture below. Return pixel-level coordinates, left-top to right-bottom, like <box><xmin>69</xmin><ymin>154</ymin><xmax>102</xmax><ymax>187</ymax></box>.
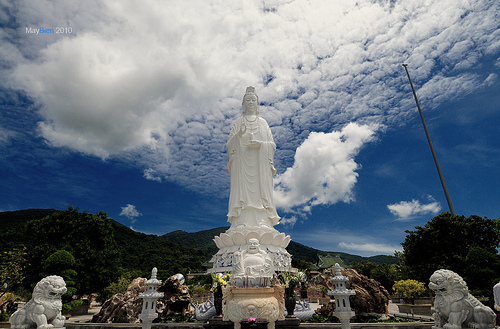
<box><xmin>92</xmin><ymin>274</ymin><xmax>192</xmax><ymax>323</ymax></box>
<box><xmin>313</xmin><ymin>266</ymin><xmax>390</xmax><ymax>315</ymax></box>
<box><xmin>92</xmin><ymin>277</ymin><xmax>146</xmax><ymax>323</ymax></box>
<box><xmin>158</xmin><ymin>275</ymin><xmax>191</xmax><ymax>316</ymax></box>
<box><xmin>343</xmin><ymin>268</ymin><xmax>390</xmax><ymax>314</ymax></box>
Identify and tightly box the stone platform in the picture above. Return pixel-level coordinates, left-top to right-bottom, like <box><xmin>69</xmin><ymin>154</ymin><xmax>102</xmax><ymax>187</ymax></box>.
<box><xmin>60</xmin><ymin>321</ymin><xmax>434</xmax><ymax>329</ymax></box>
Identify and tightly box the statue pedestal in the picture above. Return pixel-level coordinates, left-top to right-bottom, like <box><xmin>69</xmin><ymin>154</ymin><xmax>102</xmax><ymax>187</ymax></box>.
<box><xmin>223</xmin><ymin>286</ymin><xmax>284</xmax><ymax>329</ymax></box>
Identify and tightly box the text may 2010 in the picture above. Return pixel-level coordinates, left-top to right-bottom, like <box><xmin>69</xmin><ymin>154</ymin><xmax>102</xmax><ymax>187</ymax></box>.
<box><xmin>25</xmin><ymin>27</ymin><xmax>73</xmax><ymax>34</ymax></box>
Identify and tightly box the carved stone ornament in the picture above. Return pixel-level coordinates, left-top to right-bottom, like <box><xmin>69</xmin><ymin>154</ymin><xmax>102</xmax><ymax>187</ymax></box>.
<box><xmin>429</xmin><ymin>269</ymin><xmax>495</xmax><ymax>329</ymax></box>
<box><xmin>223</xmin><ymin>285</ymin><xmax>284</xmax><ymax>329</ymax></box>
<box><xmin>232</xmin><ymin>238</ymin><xmax>274</xmax><ymax>288</ymax></box>
<box><xmin>10</xmin><ymin>275</ymin><xmax>67</xmax><ymax>329</ymax></box>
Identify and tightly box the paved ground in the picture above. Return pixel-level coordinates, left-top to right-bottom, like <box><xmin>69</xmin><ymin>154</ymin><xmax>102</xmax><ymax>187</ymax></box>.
<box><xmin>65</xmin><ymin>307</ymin><xmax>101</xmax><ymax>323</ymax></box>
<box><xmin>388</xmin><ymin>301</ymin><xmax>434</xmax><ymax>322</ymax></box>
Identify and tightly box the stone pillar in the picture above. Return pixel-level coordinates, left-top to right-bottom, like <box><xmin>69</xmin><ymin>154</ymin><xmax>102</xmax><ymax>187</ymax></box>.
<box><xmin>139</xmin><ymin>268</ymin><xmax>164</xmax><ymax>329</ymax></box>
<box><xmin>328</xmin><ymin>263</ymin><xmax>355</xmax><ymax>329</ymax></box>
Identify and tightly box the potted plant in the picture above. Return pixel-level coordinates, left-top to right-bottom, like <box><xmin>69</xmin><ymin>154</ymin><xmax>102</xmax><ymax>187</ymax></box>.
<box><xmin>211</xmin><ymin>272</ymin><xmax>230</xmax><ymax>317</ymax></box>
<box><xmin>278</xmin><ymin>269</ymin><xmax>302</xmax><ymax>317</ymax></box>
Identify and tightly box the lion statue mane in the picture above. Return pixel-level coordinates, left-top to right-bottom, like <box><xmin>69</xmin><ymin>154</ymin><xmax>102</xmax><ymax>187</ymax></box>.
<box><xmin>429</xmin><ymin>269</ymin><xmax>495</xmax><ymax>329</ymax></box>
<box><xmin>10</xmin><ymin>275</ymin><xmax>67</xmax><ymax>329</ymax></box>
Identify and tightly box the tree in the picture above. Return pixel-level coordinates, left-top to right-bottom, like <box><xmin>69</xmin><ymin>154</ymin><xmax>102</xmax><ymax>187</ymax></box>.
<box><xmin>292</xmin><ymin>258</ymin><xmax>312</xmax><ymax>271</ymax></box>
<box><xmin>24</xmin><ymin>206</ymin><xmax>120</xmax><ymax>295</ymax></box>
<box><xmin>351</xmin><ymin>261</ymin><xmax>377</xmax><ymax>277</ymax></box>
<box><xmin>464</xmin><ymin>246</ymin><xmax>500</xmax><ymax>305</ymax></box>
<box><xmin>351</xmin><ymin>261</ymin><xmax>398</xmax><ymax>293</ymax></box>
<box><xmin>370</xmin><ymin>263</ymin><xmax>398</xmax><ymax>294</ymax></box>
<box><xmin>0</xmin><ymin>247</ymin><xmax>27</xmax><ymax>290</ymax></box>
<box><xmin>392</xmin><ymin>279</ymin><xmax>426</xmax><ymax>304</ymax></box>
<box><xmin>43</xmin><ymin>250</ymin><xmax>79</xmax><ymax>311</ymax></box>
<box><xmin>401</xmin><ymin>213</ymin><xmax>500</xmax><ymax>284</ymax></box>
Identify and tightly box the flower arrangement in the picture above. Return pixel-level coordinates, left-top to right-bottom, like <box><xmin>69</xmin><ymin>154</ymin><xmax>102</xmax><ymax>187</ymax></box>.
<box><xmin>248</xmin><ymin>317</ymin><xmax>256</xmax><ymax>323</ymax></box>
<box><xmin>211</xmin><ymin>272</ymin><xmax>230</xmax><ymax>298</ymax></box>
<box><xmin>277</xmin><ymin>269</ymin><xmax>303</xmax><ymax>297</ymax></box>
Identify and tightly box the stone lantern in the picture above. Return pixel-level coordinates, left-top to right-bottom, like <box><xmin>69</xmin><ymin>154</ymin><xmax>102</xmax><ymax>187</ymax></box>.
<box><xmin>328</xmin><ymin>263</ymin><xmax>355</xmax><ymax>329</ymax></box>
<box><xmin>139</xmin><ymin>267</ymin><xmax>164</xmax><ymax>329</ymax></box>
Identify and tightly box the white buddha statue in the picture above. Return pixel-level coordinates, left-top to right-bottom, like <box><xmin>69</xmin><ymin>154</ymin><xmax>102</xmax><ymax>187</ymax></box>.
<box><xmin>233</xmin><ymin>238</ymin><xmax>274</xmax><ymax>287</ymax></box>
<box><xmin>226</xmin><ymin>86</ymin><xmax>280</xmax><ymax>230</ymax></box>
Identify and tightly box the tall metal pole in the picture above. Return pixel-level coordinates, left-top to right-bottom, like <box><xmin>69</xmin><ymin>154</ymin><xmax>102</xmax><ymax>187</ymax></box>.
<box><xmin>402</xmin><ymin>64</ymin><xmax>456</xmax><ymax>215</ymax></box>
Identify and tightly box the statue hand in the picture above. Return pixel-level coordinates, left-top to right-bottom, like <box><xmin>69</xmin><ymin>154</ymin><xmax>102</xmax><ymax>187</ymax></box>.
<box><xmin>239</xmin><ymin>124</ymin><xmax>246</xmax><ymax>136</ymax></box>
<box><xmin>247</xmin><ymin>140</ymin><xmax>261</xmax><ymax>148</ymax></box>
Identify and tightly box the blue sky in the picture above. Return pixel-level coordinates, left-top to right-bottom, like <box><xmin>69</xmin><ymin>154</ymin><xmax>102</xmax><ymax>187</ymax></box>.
<box><xmin>1</xmin><ymin>0</ymin><xmax>499</xmax><ymax>257</ymax></box>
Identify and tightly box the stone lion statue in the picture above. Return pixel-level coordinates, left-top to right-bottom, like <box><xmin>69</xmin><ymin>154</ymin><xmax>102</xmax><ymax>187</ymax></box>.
<box><xmin>429</xmin><ymin>269</ymin><xmax>495</xmax><ymax>329</ymax></box>
<box><xmin>10</xmin><ymin>275</ymin><xmax>67</xmax><ymax>329</ymax></box>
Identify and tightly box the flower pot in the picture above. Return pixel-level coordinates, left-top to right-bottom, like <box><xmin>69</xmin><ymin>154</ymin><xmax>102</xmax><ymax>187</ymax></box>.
<box><xmin>285</xmin><ymin>295</ymin><xmax>296</xmax><ymax>317</ymax></box>
<box><xmin>214</xmin><ymin>295</ymin><xmax>223</xmax><ymax>317</ymax></box>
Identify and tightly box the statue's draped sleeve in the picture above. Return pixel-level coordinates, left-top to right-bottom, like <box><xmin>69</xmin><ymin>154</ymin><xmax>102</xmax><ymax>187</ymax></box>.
<box><xmin>226</xmin><ymin>118</ymin><xmax>241</xmax><ymax>174</ymax></box>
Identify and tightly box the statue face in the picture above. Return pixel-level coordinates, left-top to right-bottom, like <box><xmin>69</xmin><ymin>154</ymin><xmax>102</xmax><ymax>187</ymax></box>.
<box><xmin>429</xmin><ymin>273</ymin><xmax>448</xmax><ymax>295</ymax></box>
<box><xmin>248</xmin><ymin>238</ymin><xmax>260</xmax><ymax>254</ymax></box>
<box><xmin>243</xmin><ymin>93</ymin><xmax>258</xmax><ymax>113</ymax></box>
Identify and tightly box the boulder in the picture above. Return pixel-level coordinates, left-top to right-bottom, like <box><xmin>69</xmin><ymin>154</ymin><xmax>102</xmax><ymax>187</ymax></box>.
<box><xmin>158</xmin><ymin>275</ymin><xmax>191</xmax><ymax>316</ymax></box>
<box><xmin>343</xmin><ymin>268</ymin><xmax>390</xmax><ymax>314</ymax></box>
<box><xmin>92</xmin><ymin>277</ymin><xmax>146</xmax><ymax>323</ymax></box>
<box><xmin>313</xmin><ymin>266</ymin><xmax>390</xmax><ymax>314</ymax></box>
<box><xmin>92</xmin><ymin>274</ymin><xmax>192</xmax><ymax>323</ymax></box>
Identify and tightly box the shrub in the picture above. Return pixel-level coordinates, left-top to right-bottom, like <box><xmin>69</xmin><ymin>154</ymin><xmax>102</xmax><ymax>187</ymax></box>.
<box><xmin>392</xmin><ymin>279</ymin><xmax>426</xmax><ymax>304</ymax></box>
<box><xmin>62</xmin><ymin>299</ymin><xmax>83</xmax><ymax>315</ymax></box>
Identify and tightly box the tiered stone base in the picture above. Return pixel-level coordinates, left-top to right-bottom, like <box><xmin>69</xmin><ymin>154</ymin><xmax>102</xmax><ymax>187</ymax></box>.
<box><xmin>211</xmin><ymin>228</ymin><xmax>291</xmax><ymax>272</ymax></box>
<box><xmin>223</xmin><ymin>286</ymin><xmax>285</xmax><ymax>329</ymax></box>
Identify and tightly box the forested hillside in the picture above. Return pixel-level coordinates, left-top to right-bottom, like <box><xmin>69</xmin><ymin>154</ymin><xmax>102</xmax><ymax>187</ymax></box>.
<box><xmin>161</xmin><ymin>225</ymin><xmax>395</xmax><ymax>266</ymax></box>
<box><xmin>0</xmin><ymin>208</ymin><xmax>395</xmax><ymax>285</ymax></box>
<box><xmin>0</xmin><ymin>208</ymin><xmax>58</xmax><ymax>251</ymax></box>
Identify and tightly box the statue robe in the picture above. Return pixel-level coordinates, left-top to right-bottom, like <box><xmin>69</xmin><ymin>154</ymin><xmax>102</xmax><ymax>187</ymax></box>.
<box><xmin>226</xmin><ymin>116</ymin><xmax>279</xmax><ymax>227</ymax></box>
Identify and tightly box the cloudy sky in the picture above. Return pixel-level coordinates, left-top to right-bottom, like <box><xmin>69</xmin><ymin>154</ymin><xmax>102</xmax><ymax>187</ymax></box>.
<box><xmin>1</xmin><ymin>0</ymin><xmax>499</xmax><ymax>257</ymax></box>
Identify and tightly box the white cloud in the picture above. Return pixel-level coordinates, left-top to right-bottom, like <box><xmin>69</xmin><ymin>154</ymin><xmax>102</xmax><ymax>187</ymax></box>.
<box><xmin>3</xmin><ymin>0</ymin><xmax>499</xmax><ymax>196</ymax></box>
<box><xmin>338</xmin><ymin>242</ymin><xmax>402</xmax><ymax>255</ymax></box>
<box><xmin>387</xmin><ymin>198</ymin><xmax>441</xmax><ymax>220</ymax></box>
<box><xmin>143</xmin><ymin>168</ymin><xmax>162</xmax><ymax>182</ymax></box>
<box><xmin>292</xmin><ymin>228</ymin><xmax>403</xmax><ymax>256</ymax></box>
<box><xmin>274</xmin><ymin>123</ymin><xmax>378</xmax><ymax>212</ymax></box>
<box><xmin>0</xmin><ymin>127</ymin><xmax>15</xmax><ymax>145</ymax></box>
<box><xmin>279</xmin><ymin>215</ymin><xmax>298</xmax><ymax>227</ymax></box>
<box><xmin>119</xmin><ymin>204</ymin><xmax>143</xmax><ymax>222</ymax></box>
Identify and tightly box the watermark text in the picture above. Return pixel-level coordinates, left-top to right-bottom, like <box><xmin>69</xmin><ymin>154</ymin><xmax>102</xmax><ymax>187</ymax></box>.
<box><xmin>26</xmin><ymin>27</ymin><xmax>73</xmax><ymax>35</ymax></box>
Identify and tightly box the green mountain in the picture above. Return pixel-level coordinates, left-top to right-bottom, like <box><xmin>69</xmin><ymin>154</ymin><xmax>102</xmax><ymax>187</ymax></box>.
<box><xmin>0</xmin><ymin>208</ymin><xmax>58</xmax><ymax>251</ymax></box>
<box><xmin>161</xmin><ymin>227</ymin><xmax>229</xmax><ymax>256</ymax></box>
<box><xmin>0</xmin><ymin>208</ymin><xmax>395</xmax><ymax>275</ymax></box>
<box><xmin>161</xmin><ymin>226</ymin><xmax>396</xmax><ymax>266</ymax></box>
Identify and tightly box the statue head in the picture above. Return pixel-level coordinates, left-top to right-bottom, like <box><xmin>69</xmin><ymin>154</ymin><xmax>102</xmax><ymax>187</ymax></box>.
<box><xmin>247</xmin><ymin>238</ymin><xmax>260</xmax><ymax>254</ymax></box>
<box><xmin>242</xmin><ymin>86</ymin><xmax>260</xmax><ymax>116</ymax></box>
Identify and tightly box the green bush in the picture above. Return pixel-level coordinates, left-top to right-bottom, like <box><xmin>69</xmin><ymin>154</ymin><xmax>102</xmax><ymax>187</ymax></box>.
<box><xmin>392</xmin><ymin>279</ymin><xmax>426</xmax><ymax>304</ymax></box>
<box><xmin>104</xmin><ymin>275</ymin><xmax>133</xmax><ymax>297</ymax></box>
<box><xmin>305</xmin><ymin>314</ymin><xmax>330</xmax><ymax>323</ymax></box>
<box><xmin>44</xmin><ymin>250</ymin><xmax>75</xmax><ymax>270</ymax></box>
<box><xmin>0</xmin><ymin>310</ymin><xmax>10</xmax><ymax>322</ymax></box>
<box><xmin>62</xmin><ymin>299</ymin><xmax>83</xmax><ymax>315</ymax></box>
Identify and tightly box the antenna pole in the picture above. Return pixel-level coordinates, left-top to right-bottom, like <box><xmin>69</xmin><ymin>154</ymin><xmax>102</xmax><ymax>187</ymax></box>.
<box><xmin>402</xmin><ymin>64</ymin><xmax>456</xmax><ymax>215</ymax></box>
